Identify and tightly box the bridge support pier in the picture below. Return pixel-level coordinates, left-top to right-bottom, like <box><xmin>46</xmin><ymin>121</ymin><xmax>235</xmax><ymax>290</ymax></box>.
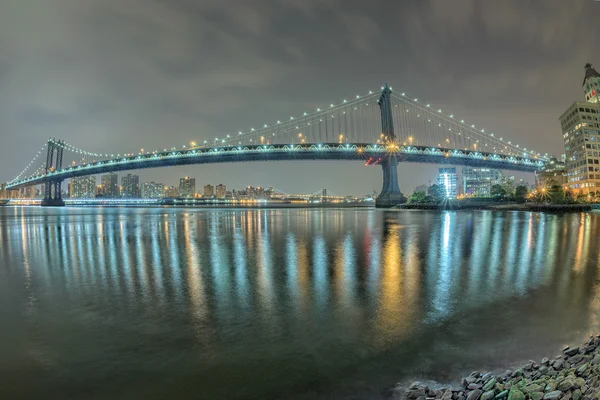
<box><xmin>376</xmin><ymin>155</ymin><xmax>406</xmax><ymax>208</ymax></box>
<box><xmin>41</xmin><ymin>138</ymin><xmax>65</xmax><ymax>207</ymax></box>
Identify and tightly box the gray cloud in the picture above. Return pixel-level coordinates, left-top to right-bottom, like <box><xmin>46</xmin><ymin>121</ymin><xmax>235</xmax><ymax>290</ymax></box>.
<box><xmin>0</xmin><ymin>0</ymin><xmax>597</xmax><ymax>194</ymax></box>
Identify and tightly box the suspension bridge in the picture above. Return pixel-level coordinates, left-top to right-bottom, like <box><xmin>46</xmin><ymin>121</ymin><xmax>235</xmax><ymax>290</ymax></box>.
<box><xmin>5</xmin><ymin>84</ymin><xmax>548</xmax><ymax>207</ymax></box>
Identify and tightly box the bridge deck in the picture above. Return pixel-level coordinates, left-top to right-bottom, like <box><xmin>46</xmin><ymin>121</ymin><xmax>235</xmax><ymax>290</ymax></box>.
<box><xmin>7</xmin><ymin>143</ymin><xmax>545</xmax><ymax>189</ymax></box>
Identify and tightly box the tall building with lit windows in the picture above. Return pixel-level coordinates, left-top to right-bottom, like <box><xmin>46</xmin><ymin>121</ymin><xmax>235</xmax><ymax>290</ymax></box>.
<box><xmin>70</xmin><ymin>176</ymin><xmax>97</xmax><ymax>198</ymax></box>
<box><xmin>179</xmin><ymin>177</ymin><xmax>196</xmax><ymax>198</ymax></box>
<box><xmin>121</xmin><ymin>174</ymin><xmax>140</xmax><ymax>198</ymax></box>
<box><xmin>203</xmin><ymin>184</ymin><xmax>214</xmax><ymax>197</ymax></box>
<box><xmin>437</xmin><ymin>168</ymin><xmax>458</xmax><ymax>198</ymax></box>
<box><xmin>100</xmin><ymin>173</ymin><xmax>119</xmax><ymax>198</ymax></box>
<box><xmin>560</xmin><ymin>64</ymin><xmax>600</xmax><ymax>193</ymax></box>
<box><xmin>462</xmin><ymin>167</ymin><xmax>502</xmax><ymax>197</ymax></box>
<box><xmin>216</xmin><ymin>184</ymin><xmax>226</xmax><ymax>199</ymax></box>
<box><xmin>141</xmin><ymin>182</ymin><xmax>165</xmax><ymax>199</ymax></box>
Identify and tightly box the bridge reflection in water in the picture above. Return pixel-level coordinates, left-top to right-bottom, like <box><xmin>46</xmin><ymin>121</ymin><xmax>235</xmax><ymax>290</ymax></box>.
<box><xmin>1</xmin><ymin>208</ymin><xmax>600</xmax><ymax>399</ymax></box>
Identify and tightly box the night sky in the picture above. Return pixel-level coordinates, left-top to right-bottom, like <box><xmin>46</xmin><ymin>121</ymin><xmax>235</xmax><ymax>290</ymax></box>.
<box><xmin>1</xmin><ymin>0</ymin><xmax>598</xmax><ymax>195</ymax></box>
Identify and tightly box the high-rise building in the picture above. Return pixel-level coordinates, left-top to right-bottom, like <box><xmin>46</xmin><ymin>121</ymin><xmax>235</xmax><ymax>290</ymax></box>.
<box><xmin>100</xmin><ymin>173</ymin><xmax>119</xmax><ymax>198</ymax></box>
<box><xmin>121</xmin><ymin>174</ymin><xmax>140</xmax><ymax>198</ymax></box>
<box><xmin>216</xmin><ymin>184</ymin><xmax>226</xmax><ymax>199</ymax></box>
<box><xmin>584</xmin><ymin>63</ymin><xmax>600</xmax><ymax>103</ymax></box>
<box><xmin>70</xmin><ymin>176</ymin><xmax>97</xmax><ymax>198</ymax></box>
<box><xmin>414</xmin><ymin>184</ymin><xmax>429</xmax><ymax>193</ymax></box>
<box><xmin>179</xmin><ymin>177</ymin><xmax>196</xmax><ymax>198</ymax></box>
<box><xmin>437</xmin><ymin>168</ymin><xmax>458</xmax><ymax>198</ymax></box>
<box><xmin>560</xmin><ymin>64</ymin><xmax>600</xmax><ymax>193</ymax></box>
<box><xmin>165</xmin><ymin>186</ymin><xmax>179</xmax><ymax>198</ymax></box>
<box><xmin>142</xmin><ymin>182</ymin><xmax>165</xmax><ymax>199</ymax></box>
<box><xmin>203</xmin><ymin>184</ymin><xmax>214</xmax><ymax>197</ymax></box>
<box><xmin>536</xmin><ymin>157</ymin><xmax>567</xmax><ymax>188</ymax></box>
<box><xmin>462</xmin><ymin>167</ymin><xmax>502</xmax><ymax>197</ymax></box>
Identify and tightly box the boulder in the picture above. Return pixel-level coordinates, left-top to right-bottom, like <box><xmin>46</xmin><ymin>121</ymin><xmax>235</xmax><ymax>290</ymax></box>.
<box><xmin>495</xmin><ymin>390</ymin><xmax>509</xmax><ymax>399</ymax></box>
<box><xmin>531</xmin><ymin>393</ymin><xmax>544</xmax><ymax>400</ymax></box>
<box><xmin>558</xmin><ymin>379</ymin><xmax>575</xmax><ymax>391</ymax></box>
<box><xmin>466</xmin><ymin>389</ymin><xmax>483</xmax><ymax>400</ymax></box>
<box><xmin>566</xmin><ymin>348</ymin><xmax>581</xmax><ymax>357</ymax></box>
<box><xmin>483</xmin><ymin>379</ymin><xmax>497</xmax><ymax>392</ymax></box>
<box><xmin>481</xmin><ymin>391</ymin><xmax>495</xmax><ymax>400</ymax></box>
<box><xmin>508</xmin><ymin>388</ymin><xmax>525</xmax><ymax>400</ymax></box>
<box><xmin>543</xmin><ymin>391</ymin><xmax>563</xmax><ymax>400</ymax></box>
<box><xmin>574</xmin><ymin>389</ymin><xmax>583</xmax><ymax>400</ymax></box>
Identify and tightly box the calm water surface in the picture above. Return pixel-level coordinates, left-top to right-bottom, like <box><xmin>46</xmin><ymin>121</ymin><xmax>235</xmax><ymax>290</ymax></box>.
<box><xmin>1</xmin><ymin>207</ymin><xmax>600</xmax><ymax>399</ymax></box>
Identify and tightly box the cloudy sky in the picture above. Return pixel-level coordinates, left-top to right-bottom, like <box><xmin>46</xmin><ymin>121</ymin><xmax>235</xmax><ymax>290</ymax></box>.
<box><xmin>0</xmin><ymin>0</ymin><xmax>598</xmax><ymax>195</ymax></box>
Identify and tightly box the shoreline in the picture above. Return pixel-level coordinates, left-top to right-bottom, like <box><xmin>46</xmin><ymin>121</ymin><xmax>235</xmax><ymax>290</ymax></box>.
<box><xmin>397</xmin><ymin>203</ymin><xmax>600</xmax><ymax>212</ymax></box>
<box><xmin>395</xmin><ymin>337</ymin><xmax>600</xmax><ymax>400</ymax></box>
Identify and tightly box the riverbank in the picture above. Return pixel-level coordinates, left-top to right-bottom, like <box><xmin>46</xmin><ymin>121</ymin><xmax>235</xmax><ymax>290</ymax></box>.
<box><xmin>397</xmin><ymin>203</ymin><xmax>600</xmax><ymax>212</ymax></box>
<box><xmin>395</xmin><ymin>337</ymin><xmax>600</xmax><ymax>400</ymax></box>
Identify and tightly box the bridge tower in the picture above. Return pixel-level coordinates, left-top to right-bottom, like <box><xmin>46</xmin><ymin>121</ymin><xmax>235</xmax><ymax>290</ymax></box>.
<box><xmin>375</xmin><ymin>84</ymin><xmax>405</xmax><ymax>208</ymax></box>
<box><xmin>42</xmin><ymin>138</ymin><xmax>65</xmax><ymax>207</ymax></box>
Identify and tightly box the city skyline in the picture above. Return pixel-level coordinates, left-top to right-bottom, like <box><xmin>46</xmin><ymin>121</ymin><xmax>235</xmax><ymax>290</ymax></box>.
<box><xmin>0</xmin><ymin>1</ymin><xmax>596</xmax><ymax>194</ymax></box>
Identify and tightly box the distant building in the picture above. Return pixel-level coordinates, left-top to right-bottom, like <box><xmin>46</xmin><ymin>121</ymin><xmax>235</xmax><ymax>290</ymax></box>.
<box><xmin>536</xmin><ymin>157</ymin><xmax>567</xmax><ymax>188</ymax></box>
<box><xmin>100</xmin><ymin>173</ymin><xmax>119</xmax><ymax>198</ymax></box>
<box><xmin>179</xmin><ymin>177</ymin><xmax>196</xmax><ymax>198</ymax></box>
<box><xmin>216</xmin><ymin>184</ymin><xmax>226</xmax><ymax>199</ymax></box>
<box><xmin>462</xmin><ymin>167</ymin><xmax>502</xmax><ymax>197</ymax></box>
<box><xmin>121</xmin><ymin>174</ymin><xmax>140</xmax><ymax>198</ymax></box>
<box><xmin>164</xmin><ymin>186</ymin><xmax>179</xmax><ymax>198</ymax></box>
<box><xmin>203</xmin><ymin>184</ymin><xmax>214</xmax><ymax>197</ymax></box>
<box><xmin>142</xmin><ymin>182</ymin><xmax>165</xmax><ymax>199</ymax></box>
<box><xmin>437</xmin><ymin>168</ymin><xmax>458</xmax><ymax>198</ymax></box>
<box><xmin>560</xmin><ymin>64</ymin><xmax>600</xmax><ymax>194</ymax></box>
<box><xmin>414</xmin><ymin>184</ymin><xmax>429</xmax><ymax>193</ymax></box>
<box><xmin>70</xmin><ymin>176</ymin><xmax>96</xmax><ymax>198</ymax></box>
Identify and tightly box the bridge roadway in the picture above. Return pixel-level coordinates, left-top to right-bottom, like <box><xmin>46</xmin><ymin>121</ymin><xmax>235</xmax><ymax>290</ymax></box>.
<box><xmin>7</xmin><ymin>142</ymin><xmax>545</xmax><ymax>190</ymax></box>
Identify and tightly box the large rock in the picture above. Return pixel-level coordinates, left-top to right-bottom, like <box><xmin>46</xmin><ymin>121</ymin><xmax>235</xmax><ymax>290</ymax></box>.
<box><xmin>508</xmin><ymin>388</ymin><xmax>525</xmax><ymax>400</ymax></box>
<box><xmin>543</xmin><ymin>391</ymin><xmax>563</xmax><ymax>400</ymax></box>
<box><xmin>573</xmin><ymin>389</ymin><xmax>583</xmax><ymax>400</ymax></box>
<box><xmin>542</xmin><ymin>358</ymin><xmax>550</xmax><ymax>365</ymax></box>
<box><xmin>566</xmin><ymin>347</ymin><xmax>581</xmax><ymax>357</ymax></box>
<box><xmin>558</xmin><ymin>378</ymin><xmax>575</xmax><ymax>391</ymax></box>
<box><xmin>531</xmin><ymin>392</ymin><xmax>544</xmax><ymax>400</ymax></box>
<box><xmin>577</xmin><ymin>364</ymin><xmax>589</xmax><ymax>376</ymax></box>
<box><xmin>481</xmin><ymin>391</ymin><xmax>495</xmax><ymax>400</ymax></box>
<box><xmin>495</xmin><ymin>390</ymin><xmax>509</xmax><ymax>399</ymax></box>
<box><xmin>466</xmin><ymin>389</ymin><xmax>483</xmax><ymax>400</ymax></box>
<box><xmin>483</xmin><ymin>379</ymin><xmax>497</xmax><ymax>392</ymax></box>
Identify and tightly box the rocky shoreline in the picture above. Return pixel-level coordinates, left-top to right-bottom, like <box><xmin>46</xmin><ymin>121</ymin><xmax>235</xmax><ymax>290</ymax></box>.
<box><xmin>395</xmin><ymin>337</ymin><xmax>600</xmax><ymax>400</ymax></box>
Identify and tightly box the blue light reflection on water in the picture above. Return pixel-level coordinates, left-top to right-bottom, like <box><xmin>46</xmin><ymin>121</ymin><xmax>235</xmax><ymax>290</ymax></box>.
<box><xmin>2</xmin><ymin>208</ymin><xmax>600</xmax><ymax>399</ymax></box>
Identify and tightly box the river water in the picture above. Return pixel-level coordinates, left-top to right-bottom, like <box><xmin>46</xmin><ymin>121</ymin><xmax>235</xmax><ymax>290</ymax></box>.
<box><xmin>1</xmin><ymin>207</ymin><xmax>600</xmax><ymax>399</ymax></box>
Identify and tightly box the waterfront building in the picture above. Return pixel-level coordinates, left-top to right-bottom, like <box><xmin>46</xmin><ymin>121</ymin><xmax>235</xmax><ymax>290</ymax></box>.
<box><xmin>179</xmin><ymin>177</ymin><xmax>196</xmax><ymax>198</ymax></box>
<box><xmin>142</xmin><ymin>182</ymin><xmax>165</xmax><ymax>199</ymax></box>
<box><xmin>216</xmin><ymin>184</ymin><xmax>226</xmax><ymax>199</ymax></box>
<box><xmin>70</xmin><ymin>176</ymin><xmax>97</xmax><ymax>198</ymax></box>
<box><xmin>584</xmin><ymin>63</ymin><xmax>600</xmax><ymax>103</ymax></box>
<box><xmin>437</xmin><ymin>168</ymin><xmax>458</xmax><ymax>198</ymax></box>
<box><xmin>164</xmin><ymin>186</ymin><xmax>179</xmax><ymax>198</ymax></box>
<box><xmin>414</xmin><ymin>184</ymin><xmax>429</xmax><ymax>193</ymax></box>
<box><xmin>560</xmin><ymin>64</ymin><xmax>600</xmax><ymax>193</ymax></box>
<box><xmin>203</xmin><ymin>184</ymin><xmax>214</xmax><ymax>197</ymax></box>
<box><xmin>121</xmin><ymin>174</ymin><xmax>140</xmax><ymax>198</ymax></box>
<box><xmin>536</xmin><ymin>157</ymin><xmax>567</xmax><ymax>189</ymax></box>
<box><xmin>462</xmin><ymin>167</ymin><xmax>502</xmax><ymax>197</ymax></box>
<box><xmin>100</xmin><ymin>173</ymin><xmax>119</xmax><ymax>198</ymax></box>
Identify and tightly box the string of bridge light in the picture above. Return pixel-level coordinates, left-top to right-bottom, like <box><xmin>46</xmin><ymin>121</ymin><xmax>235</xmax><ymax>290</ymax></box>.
<box><xmin>45</xmin><ymin>89</ymin><xmax>382</xmax><ymax>164</ymax></box>
<box><xmin>9</xmin><ymin>143</ymin><xmax>48</xmax><ymax>183</ymax></box>
<box><xmin>216</xmin><ymin>89</ymin><xmax>380</xmax><ymax>147</ymax></box>
<box><xmin>390</xmin><ymin>92</ymin><xmax>548</xmax><ymax>160</ymax></box>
